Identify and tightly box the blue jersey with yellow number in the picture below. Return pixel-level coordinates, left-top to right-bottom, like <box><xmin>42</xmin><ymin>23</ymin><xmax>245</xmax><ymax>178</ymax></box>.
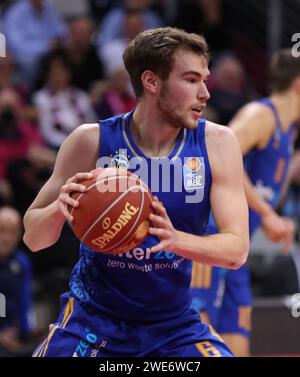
<box><xmin>244</xmin><ymin>97</ymin><xmax>296</xmax><ymax>233</ymax></box>
<box><xmin>69</xmin><ymin>111</ymin><xmax>212</xmax><ymax>322</ymax></box>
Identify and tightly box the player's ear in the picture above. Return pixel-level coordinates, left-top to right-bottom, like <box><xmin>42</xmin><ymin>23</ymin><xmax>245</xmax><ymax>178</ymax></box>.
<box><xmin>141</xmin><ymin>70</ymin><xmax>159</xmax><ymax>95</ymax></box>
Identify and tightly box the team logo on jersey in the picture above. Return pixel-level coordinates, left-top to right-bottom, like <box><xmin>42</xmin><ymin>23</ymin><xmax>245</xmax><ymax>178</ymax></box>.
<box><xmin>186</xmin><ymin>157</ymin><xmax>201</xmax><ymax>172</ymax></box>
<box><xmin>183</xmin><ymin>157</ymin><xmax>205</xmax><ymax>191</ymax></box>
<box><xmin>110</xmin><ymin>149</ymin><xmax>129</xmax><ymax>170</ymax></box>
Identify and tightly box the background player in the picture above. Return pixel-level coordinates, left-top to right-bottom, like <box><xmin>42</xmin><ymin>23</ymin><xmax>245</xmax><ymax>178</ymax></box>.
<box><xmin>191</xmin><ymin>48</ymin><xmax>300</xmax><ymax>356</ymax></box>
<box><xmin>23</xmin><ymin>27</ymin><xmax>249</xmax><ymax>357</ymax></box>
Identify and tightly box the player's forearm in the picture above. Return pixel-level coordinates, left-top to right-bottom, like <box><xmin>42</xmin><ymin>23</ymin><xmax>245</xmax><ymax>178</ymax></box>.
<box><xmin>243</xmin><ymin>172</ymin><xmax>272</xmax><ymax>217</ymax></box>
<box><xmin>173</xmin><ymin>230</ymin><xmax>248</xmax><ymax>269</ymax></box>
<box><xmin>23</xmin><ymin>200</ymin><xmax>66</xmax><ymax>252</ymax></box>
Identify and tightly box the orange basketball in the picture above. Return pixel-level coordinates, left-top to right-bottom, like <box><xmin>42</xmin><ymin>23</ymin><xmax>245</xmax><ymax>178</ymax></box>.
<box><xmin>70</xmin><ymin>168</ymin><xmax>153</xmax><ymax>254</ymax></box>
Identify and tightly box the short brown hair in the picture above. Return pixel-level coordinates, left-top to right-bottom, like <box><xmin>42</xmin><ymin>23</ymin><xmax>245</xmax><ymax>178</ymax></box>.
<box><xmin>270</xmin><ymin>49</ymin><xmax>300</xmax><ymax>92</ymax></box>
<box><xmin>123</xmin><ymin>27</ymin><xmax>209</xmax><ymax>98</ymax></box>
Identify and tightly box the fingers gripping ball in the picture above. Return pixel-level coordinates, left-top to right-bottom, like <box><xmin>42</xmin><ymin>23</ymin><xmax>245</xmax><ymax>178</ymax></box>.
<box><xmin>70</xmin><ymin>168</ymin><xmax>153</xmax><ymax>254</ymax></box>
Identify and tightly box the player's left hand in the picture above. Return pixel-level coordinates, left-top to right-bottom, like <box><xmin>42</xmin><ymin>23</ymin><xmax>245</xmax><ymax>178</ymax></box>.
<box><xmin>148</xmin><ymin>196</ymin><xmax>178</xmax><ymax>253</ymax></box>
<box><xmin>281</xmin><ymin>217</ymin><xmax>295</xmax><ymax>254</ymax></box>
<box><xmin>261</xmin><ymin>210</ymin><xmax>295</xmax><ymax>253</ymax></box>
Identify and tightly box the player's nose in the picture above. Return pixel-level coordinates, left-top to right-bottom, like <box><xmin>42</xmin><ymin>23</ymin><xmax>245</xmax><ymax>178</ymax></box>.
<box><xmin>198</xmin><ymin>83</ymin><xmax>210</xmax><ymax>101</ymax></box>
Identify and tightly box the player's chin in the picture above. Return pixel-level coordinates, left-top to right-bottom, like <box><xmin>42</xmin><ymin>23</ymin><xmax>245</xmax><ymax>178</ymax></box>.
<box><xmin>185</xmin><ymin>116</ymin><xmax>199</xmax><ymax>129</ymax></box>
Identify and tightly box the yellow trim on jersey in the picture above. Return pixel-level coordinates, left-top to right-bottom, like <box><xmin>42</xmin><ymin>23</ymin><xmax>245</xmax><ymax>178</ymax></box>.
<box><xmin>191</xmin><ymin>263</ymin><xmax>212</xmax><ymax>289</ymax></box>
<box><xmin>203</xmin><ymin>265</ymin><xmax>212</xmax><ymax>289</ymax></box>
<box><xmin>41</xmin><ymin>298</ymin><xmax>74</xmax><ymax>357</ymax></box>
<box><xmin>34</xmin><ymin>298</ymin><xmax>75</xmax><ymax>357</ymax></box>
<box><xmin>195</xmin><ymin>341</ymin><xmax>222</xmax><ymax>357</ymax></box>
<box><xmin>122</xmin><ymin>116</ymin><xmax>143</xmax><ymax>160</ymax></box>
<box><xmin>122</xmin><ymin>116</ymin><xmax>187</xmax><ymax>160</ymax></box>
<box><xmin>207</xmin><ymin>324</ymin><xmax>225</xmax><ymax>343</ymax></box>
<box><xmin>191</xmin><ymin>262</ymin><xmax>203</xmax><ymax>287</ymax></box>
<box><xmin>41</xmin><ymin>325</ymin><xmax>59</xmax><ymax>357</ymax></box>
<box><xmin>32</xmin><ymin>338</ymin><xmax>47</xmax><ymax>357</ymax></box>
<box><xmin>62</xmin><ymin>297</ymin><xmax>74</xmax><ymax>329</ymax></box>
<box><xmin>60</xmin><ymin>299</ymin><xmax>71</xmax><ymax>328</ymax></box>
<box><xmin>171</xmin><ymin>129</ymin><xmax>187</xmax><ymax>160</ymax></box>
<box><xmin>33</xmin><ymin>324</ymin><xmax>58</xmax><ymax>357</ymax></box>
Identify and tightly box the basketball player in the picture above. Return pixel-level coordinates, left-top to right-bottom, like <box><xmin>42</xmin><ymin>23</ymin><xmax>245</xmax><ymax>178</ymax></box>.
<box><xmin>191</xmin><ymin>49</ymin><xmax>300</xmax><ymax>356</ymax></box>
<box><xmin>23</xmin><ymin>27</ymin><xmax>249</xmax><ymax>357</ymax></box>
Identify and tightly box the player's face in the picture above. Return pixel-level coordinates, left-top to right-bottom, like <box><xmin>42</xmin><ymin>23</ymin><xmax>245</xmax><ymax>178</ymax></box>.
<box><xmin>157</xmin><ymin>49</ymin><xmax>210</xmax><ymax>129</ymax></box>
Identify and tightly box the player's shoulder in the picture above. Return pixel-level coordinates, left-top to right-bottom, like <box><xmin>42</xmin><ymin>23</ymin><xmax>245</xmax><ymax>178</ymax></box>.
<box><xmin>69</xmin><ymin>123</ymin><xmax>100</xmax><ymax>145</ymax></box>
<box><xmin>56</xmin><ymin>123</ymin><xmax>101</xmax><ymax>163</ymax></box>
<box><xmin>229</xmin><ymin>101</ymin><xmax>276</xmax><ymax>147</ymax></box>
<box><xmin>205</xmin><ymin>121</ymin><xmax>241</xmax><ymax>161</ymax></box>
<box><xmin>75</xmin><ymin>123</ymin><xmax>100</xmax><ymax>133</ymax></box>
<box><xmin>232</xmin><ymin>100</ymin><xmax>275</xmax><ymax>125</ymax></box>
<box><xmin>205</xmin><ymin>121</ymin><xmax>238</xmax><ymax>146</ymax></box>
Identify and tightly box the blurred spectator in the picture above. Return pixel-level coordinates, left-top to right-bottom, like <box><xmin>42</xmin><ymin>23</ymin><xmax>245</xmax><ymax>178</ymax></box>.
<box><xmin>0</xmin><ymin>86</ymin><xmax>55</xmax><ymax>213</ymax></box>
<box><xmin>174</xmin><ymin>0</ymin><xmax>227</xmax><ymax>51</ymax></box>
<box><xmin>0</xmin><ymin>54</ymin><xmax>49</xmax><ymax>123</ymax></box>
<box><xmin>0</xmin><ymin>87</ymin><xmax>42</xmax><ymax>181</ymax></box>
<box><xmin>0</xmin><ymin>54</ymin><xmax>39</xmax><ymax>123</ymax></box>
<box><xmin>97</xmin><ymin>0</ymin><xmax>163</xmax><ymax>47</ymax></box>
<box><xmin>0</xmin><ymin>206</ymin><xmax>35</xmax><ymax>357</ymax></box>
<box><xmin>33</xmin><ymin>49</ymin><xmax>96</xmax><ymax>150</ymax></box>
<box><xmin>150</xmin><ymin>0</ymin><xmax>179</xmax><ymax>25</ymax></box>
<box><xmin>93</xmin><ymin>8</ymin><xmax>143</xmax><ymax>119</ymax></box>
<box><xmin>99</xmin><ymin>8</ymin><xmax>146</xmax><ymax>76</ymax></box>
<box><xmin>0</xmin><ymin>0</ymin><xmax>14</xmax><ymax>17</ymax></box>
<box><xmin>0</xmin><ymin>55</ymin><xmax>28</xmax><ymax>105</ymax></box>
<box><xmin>3</xmin><ymin>0</ymin><xmax>68</xmax><ymax>85</ymax></box>
<box><xmin>51</xmin><ymin>0</ymin><xmax>90</xmax><ymax>20</ymax></box>
<box><xmin>91</xmin><ymin>65</ymin><xmax>136</xmax><ymax>119</ymax></box>
<box><xmin>221</xmin><ymin>0</ymin><xmax>268</xmax><ymax>95</ymax></box>
<box><xmin>207</xmin><ymin>52</ymin><xmax>253</xmax><ymax>124</ymax></box>
<box><xmin>89</xmin><ymin>0</ymin><xmax>121</xmax><ymax>24</ymax></box>
<box><xmin>66</xmin><ymin>16</ymin><xmax>104</xmax><ymax>91</ymax></box>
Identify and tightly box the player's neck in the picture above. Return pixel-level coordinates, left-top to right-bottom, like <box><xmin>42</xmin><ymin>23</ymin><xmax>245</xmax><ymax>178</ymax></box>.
<box><xmin>270</xmin><ymin>92</ymin><xmax>300</xmax><ymax>130</ymax></box>
<box><xmin>130</xmin><ymin>104</ymin><xmax>182</xmax><ymax>158</ymax></box>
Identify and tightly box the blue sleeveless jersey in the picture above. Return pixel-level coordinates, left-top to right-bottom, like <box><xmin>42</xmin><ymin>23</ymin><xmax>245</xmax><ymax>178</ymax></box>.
<box><xmin>69</xmin><ymin>111</ymin><xmax>212</xmax><ymax>322</ymax></box>
<box><xmin>244</xmin><ymin>97</ymin><xmax>296</xmax><ymax>234</ymax></box>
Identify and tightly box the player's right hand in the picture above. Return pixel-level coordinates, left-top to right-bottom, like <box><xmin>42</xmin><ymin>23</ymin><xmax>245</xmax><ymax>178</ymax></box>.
<box><xmin>149</xmin><ymin>196</ymin><xmax>178</xmax><ymax>253</ymax></box>
<box><xmin>261</xmin><ymin>209</ymin><xmax>295</xmax><ymax>253</ymax></box>
<box><xmin>57</xmin><ymin>172</ymin><xmax>93</xmax><ymax>222</ymax></box>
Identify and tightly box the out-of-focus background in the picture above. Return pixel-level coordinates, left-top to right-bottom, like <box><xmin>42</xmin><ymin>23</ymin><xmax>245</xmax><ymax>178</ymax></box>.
<box><xmin>0</xmin><ymin>0</ymin><xmax>300</xmax><ymax>357</ymax></box>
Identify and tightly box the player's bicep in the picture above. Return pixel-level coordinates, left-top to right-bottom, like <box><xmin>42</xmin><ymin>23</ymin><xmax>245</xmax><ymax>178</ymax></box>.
<box><xmin>209</xmin><ymin>130</ymin><xmax>248</xmax><ymax>240</ymax></box>
<box><xmin>211</xmin><ymin>179</ymin><xmax>248</xmax><ymax>240</ymax></box>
